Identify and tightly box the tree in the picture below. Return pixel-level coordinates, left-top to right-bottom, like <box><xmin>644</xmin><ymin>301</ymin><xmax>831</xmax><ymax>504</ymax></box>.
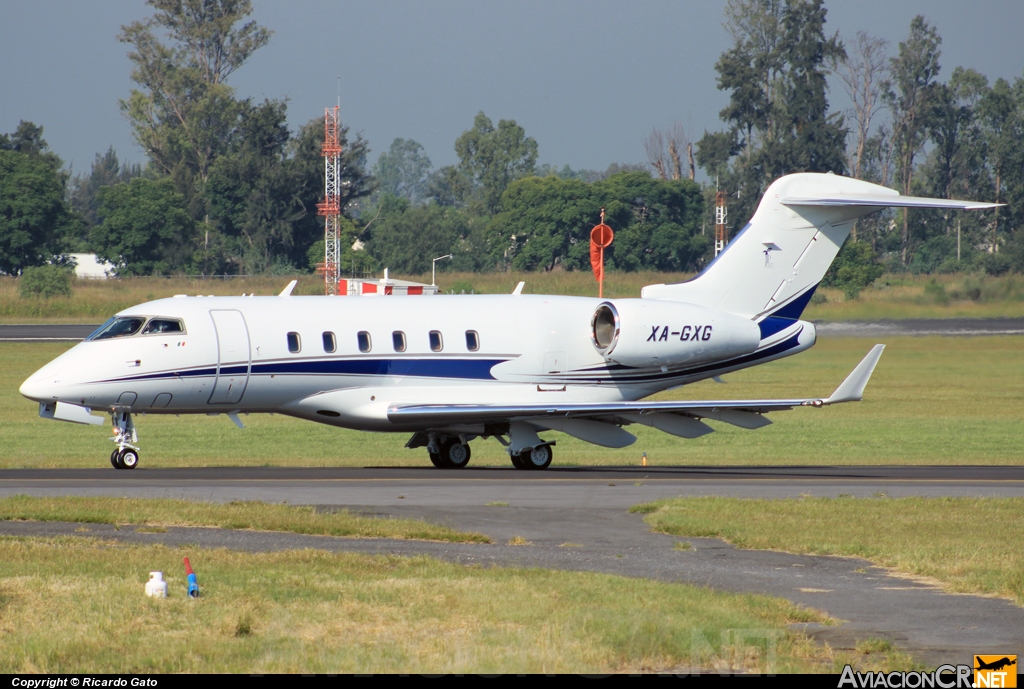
<box><xmin>491</xmin><ymin>171</ymin><xmax>705</xmax><ymax>273</ymax></box>
<box><xmin>454</xmin><ymin>112</ymin><xmax>538</xmax><ymax>214</ymax></box>
<box><xmin>837</xmin><ymin>31</ymin><xmax>889</xmax><ymax>180</ymax></box>
<box><xmin>69</xmin><ymin>147</ymin><xmax>143</xmax><ymax>228</ymax></box>
<box><xmin>697</xmin><ymin>0</ymin><xmax>846</xmax><ymax>230</ymax></box>
<box><xmin>978</xmin><ymin>76</ymin><xmax>1023</xmax><ymax>254</ymax></box>
<box><xmin>644</xmin><ymin>122</ymin><xmax>694</xmax><ymax>181</ymax></box>
<box><xmin>886</xmin><ymin>16</ymin><xmax>942</xmax><ymax>264</ymax></box>
<box><xmin>0</xmin><ymin>149</ymin><xmax>74</xmax><ymax>275</ymax></box>
<box><xmin>119</xmin><ymin>0</ymin><xmax>272</xmax><ymax>185</ymax></box>
<box><xmin>91</xmin><ymin>178</ymin><xmax>196</xmax><ymax>275</ymax></box>
<box><xmin>373</xmin><ymin>138</ymin><xmax>432</xmax><ymax>205</ymax></box>
<box><xmin>364</xmin><ymin>197</ymin><xmax>477</xmax><ymax>274</ymax></box>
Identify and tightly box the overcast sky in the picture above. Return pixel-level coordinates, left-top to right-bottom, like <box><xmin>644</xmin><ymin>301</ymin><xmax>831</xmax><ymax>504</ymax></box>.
<box><xmin>2</xmin><ymin>1</ymin><xmax>1022</xmax><ymax>178</ymax></box>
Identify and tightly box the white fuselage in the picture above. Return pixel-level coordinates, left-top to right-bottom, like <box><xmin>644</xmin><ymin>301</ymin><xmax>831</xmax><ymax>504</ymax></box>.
<box><xmin>19</xmin><ymin>293</ymin><xmax>815</xmax><ymax>433</ymax></box>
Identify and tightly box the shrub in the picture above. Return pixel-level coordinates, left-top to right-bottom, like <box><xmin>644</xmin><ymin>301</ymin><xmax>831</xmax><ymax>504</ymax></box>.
<box><xmin>18</xmin><ymin>264</ymin><xmax>73</xmax><ymax>298</ymax></box>
<box><xmin>823</xmin><ymin>241</ymin><xmax>884</xmax><ymax>300</ymax></box>
<box><xmin>981</xmin><ymin>253</ymin><xmax>1012</xmax><ymax>276</ymax></box>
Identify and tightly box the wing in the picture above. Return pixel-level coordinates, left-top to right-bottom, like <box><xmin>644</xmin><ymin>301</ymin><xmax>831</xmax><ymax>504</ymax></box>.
<box><xmin>389</xmin><ymin>345</ymin><xmax>885</xmax><ymax>443</ymax></box>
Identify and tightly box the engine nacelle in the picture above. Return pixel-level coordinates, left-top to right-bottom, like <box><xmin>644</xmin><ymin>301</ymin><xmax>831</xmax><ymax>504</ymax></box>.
<box><xmin>590</xmin><ymin>299</ymin><xmax>761</xmax><ymax>368</ymax></box>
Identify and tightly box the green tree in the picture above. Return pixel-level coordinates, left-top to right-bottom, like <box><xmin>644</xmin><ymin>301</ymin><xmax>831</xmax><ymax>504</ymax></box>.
<box><xmin>373</xmin><ymin>138</ymin><xmax>432</xmax><ymax>205</ymax></box>
<box><xmin>886</xmin><ymin>15</ymin><xmax>942</xmax><ymax>264</ymax></box>
<box><xmin>69</xmin><ymin>147</ymin><xmax>143</xmax><ymax>228</ymax></box>
<box><xmin>119</xmin><ymin>0</ymin><xmax>271</xmax><ymax>187</ymax></box>
<box><xmin>697</xmin><ymin>0</ymin><xmax>846</xmax><ymax>230</ymax></box>
<box><xmin>454</xmin><ymin>112</ymin><xmax>538</xmax><ymax>214</ymax></box>
<box><xmin>364</xmin><ymin>196</ymin><xmax>477</xmax><ymax>274</ymax></box>
<box><xmin>91</xmin><ymin>178</ymin><xmax>196</xmax><ymax>275</ymax></box>
<box><xmin>0</xmin><ymin>149</ymin><xmax>74</xmax><ymax>275</ymax></box>
<box><xmin>978</xmin><ymin>76</ymin><xmax>1024</xmax><ymax>255</ymax></box>
<box><xmin>491</xmin><ymin>172</ymin><xmax>705</xmax><ymax>273</ymax></box>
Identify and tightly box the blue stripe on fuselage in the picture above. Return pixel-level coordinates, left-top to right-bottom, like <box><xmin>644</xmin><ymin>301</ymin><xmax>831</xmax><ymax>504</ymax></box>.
<box><xmin>100</xmin><ymin>357</ymin><xmax>508</xmax><ymax>384</ymax></box>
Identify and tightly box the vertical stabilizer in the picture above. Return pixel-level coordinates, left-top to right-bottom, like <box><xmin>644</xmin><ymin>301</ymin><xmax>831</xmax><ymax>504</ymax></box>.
<box><xmin>641</xmin><ymin>173</ymin><xmax>998</xmax><ymax>320</ymax></box>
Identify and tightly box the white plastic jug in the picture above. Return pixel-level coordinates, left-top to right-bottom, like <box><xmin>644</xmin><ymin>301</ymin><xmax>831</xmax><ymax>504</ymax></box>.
<box><xmin>145</xmin><ymin>571</ymin><xmax>168</xmax><ymax>598</ymax></box>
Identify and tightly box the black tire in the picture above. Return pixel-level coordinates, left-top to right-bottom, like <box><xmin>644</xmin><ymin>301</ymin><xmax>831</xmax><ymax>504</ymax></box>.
<box><xmin>509</xmin><ymin>452</ymin><xmax>528</xmax><ymax>470</ymax></box>
<box><xmin>428</xmin><ymin>451</ymin><xmax>445</xmax><ymax>468</ymax></box>
<box><xmin>440</xmin><ymin>438</ymin><xmax>471</xmax><ymax>469</ymax></box>
<box><xmin>119</xmin><ymin>447</ymin><xmax>139</xmax><ymax>470</ymax></box>
<box><xmin>110</xmin><ymin>449</ymin><xmax>122</xmax><ymax>469</ymax></box>
<box><xmin>524</xmin><ymin>444</ymin><xmax>553</xmax><ymax>470</ymax></box>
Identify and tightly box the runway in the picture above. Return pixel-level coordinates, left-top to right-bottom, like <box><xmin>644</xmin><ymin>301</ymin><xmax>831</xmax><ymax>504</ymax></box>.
<box><xmin>2</xmin><ymin>465</ymin><xmax>1022</xmax><ymax>666</ymax></box>
<box><xmin>4</xmin><ymin>318</ymin><xmax>1024</xmax><ymax>341</ymax></box>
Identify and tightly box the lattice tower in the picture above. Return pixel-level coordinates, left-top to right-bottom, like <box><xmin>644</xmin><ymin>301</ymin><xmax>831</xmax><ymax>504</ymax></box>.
<box><xmin>316</xmin><ymin>106</ymin><xmax>343</xmax><ymax>294</ymax></box>
<box><xmin>714</xmin><ymin>190</ymin><xmax>728</xmax><ymax>257</ymax></box>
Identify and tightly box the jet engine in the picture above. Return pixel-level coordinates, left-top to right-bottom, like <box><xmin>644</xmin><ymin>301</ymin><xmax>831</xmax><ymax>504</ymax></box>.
<box><xmin>590</xmin><ymin>299</ymin><xmax>761</xmax><ymax>369</ymax></box>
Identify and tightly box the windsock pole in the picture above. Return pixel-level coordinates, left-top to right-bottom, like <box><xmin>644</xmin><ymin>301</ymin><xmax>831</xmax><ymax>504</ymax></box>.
<box><xmin>183</xmin><ymin>557</ymin><xmax>199</xmax><ymax>598</ymax></box>
<box><xmin>590</xmin><ymin>208</ymin><xmax>614</xmax><ymax>299</ymax></box>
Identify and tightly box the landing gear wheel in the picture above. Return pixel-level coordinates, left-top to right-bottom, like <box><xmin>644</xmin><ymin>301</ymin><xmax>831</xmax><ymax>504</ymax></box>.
<box><xmin>439</xmin><ymin>438</ymin><xmax>471</xmax><ymax>469</ymax></box>
<box><xmin>428</xmin><ymin>451</ymin><xmax>445</xmax><ymax>468</ymax></box>
<box><xmin>510</xmin><ymin>452</ymin><xmax>528</xmax><ymax>470</ymax></box>
<box><xmin>118</xmin><ymin>447</ymin><xmax>139</xmax><ymax>470</ymax></box>
<box><xmin>525</xmin><ymin>445</ymin><xmax>553</xmax><ymax>470</ymax></box>
<box><xmin>110</xmin><ymin>449</ymin><xmax>121</xmax><ymax>469</ymax></box>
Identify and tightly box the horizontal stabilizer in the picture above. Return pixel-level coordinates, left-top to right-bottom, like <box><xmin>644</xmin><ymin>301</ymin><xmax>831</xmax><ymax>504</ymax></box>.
<box><xmin>825</xmin><ymin>344</ymin><xmax>885</xmax><ymax>404</ymax></box>
<box><xmin>782</xmin><ymin>194</ymin><xmax>1001</xmax><ymax>211</ymax></box>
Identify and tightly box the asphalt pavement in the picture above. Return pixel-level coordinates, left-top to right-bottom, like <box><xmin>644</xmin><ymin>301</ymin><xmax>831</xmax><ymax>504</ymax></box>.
<box><xmin>2</xmin><ymin>464</ymin><xmax>1022</xmax><ymax>667</ymax></box>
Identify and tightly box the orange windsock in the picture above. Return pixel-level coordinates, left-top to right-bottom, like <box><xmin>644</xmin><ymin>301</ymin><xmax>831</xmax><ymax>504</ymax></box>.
<box><xmin>590</xmin><ymin>208</ymin><xmax>613</xmax><ymax>296</ymax></box>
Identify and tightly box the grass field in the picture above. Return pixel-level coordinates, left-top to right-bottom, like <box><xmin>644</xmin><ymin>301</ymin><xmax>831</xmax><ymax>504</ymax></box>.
<box><xmin>632</xmin><ymin>496</ymin><xmax>1024</xmax><ymax>606</ymax></box>
<box><xmin>0</xmin><ymin>496</ymin><xmax>487</xmax><ymax>543</ymax></box>
<box><xmin>3</xmin><ymin>271</ymin><xmax>1024</xmax><ymax>323</ymax></box>
<box><xmin>2</xmin><ymin>335</ymin><xmax>1022</xmax><ymax>468</ymax></box>
<box><xmin>0</xmin><ymin>534</ymin><xmax>923</xmax><ymax>674</ymax></box>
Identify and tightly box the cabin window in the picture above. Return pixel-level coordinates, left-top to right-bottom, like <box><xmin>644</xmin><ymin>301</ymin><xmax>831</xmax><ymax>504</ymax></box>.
<box><xmin>392</xmin><ymin>331</ymin><xmax>407</xmax><ymax>352</ymax></box>
<box><xmin>322</xmin><ymin>331</ymin><xmax>336</xmax><ymax>353</ymax></box>
<box><xmin>465</xmin><ymin>330</ymin><xmax>480</xmax><ymax>352</ymax></box>
<box><xmin>357</xmin><ymin>331</ymin><xmax>371</xmax><ymax>353</ymax></box>
<box><xmin>142</xmin><ymin>318</ymin><xmax>185</xmax><ymax>335</ymax></box>
<box><xmin>87</xmin><ymin>316</ymin><xmax>147</xmax><ymax>341</ymax></box>
<box><xmin>429</xmin><ymin>330</ymin><xmax>443</xmax><ymax>352</ymax></box>
<box><xmin>287</xmin><ymin>332</ymin><xmax>301</xmax><ymax>353</ymax></box>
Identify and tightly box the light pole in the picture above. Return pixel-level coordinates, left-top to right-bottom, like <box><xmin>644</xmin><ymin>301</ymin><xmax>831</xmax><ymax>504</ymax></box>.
<box><xmin>432</xmin><ymin>254</ymin><xmax>452</xmax><ymax>286</ymax></box>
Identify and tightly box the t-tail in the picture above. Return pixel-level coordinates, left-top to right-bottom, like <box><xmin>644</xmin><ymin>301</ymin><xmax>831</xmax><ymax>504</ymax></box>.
<box><xmin>642</xmin><ymin>172</ymin><xmax>1000</xmax><ymax>324</ymax></box>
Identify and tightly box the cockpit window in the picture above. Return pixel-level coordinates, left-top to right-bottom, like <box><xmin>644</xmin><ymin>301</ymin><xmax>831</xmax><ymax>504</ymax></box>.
<box><xmin>142</xmin><ymin>318</ymin><xmax>184</xmax><ymax>335</ymax></box>
<box><xmin>87</xmin><ymin>317</ymin><xmax>147</xmax><ymax>341</ymax></box>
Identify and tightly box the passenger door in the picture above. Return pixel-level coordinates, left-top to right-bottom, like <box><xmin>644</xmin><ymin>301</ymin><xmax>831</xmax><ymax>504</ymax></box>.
<box><xmin>208</xmin><ymin>309</ymin><xmax>250</xmax><ymax>405</ymax></box>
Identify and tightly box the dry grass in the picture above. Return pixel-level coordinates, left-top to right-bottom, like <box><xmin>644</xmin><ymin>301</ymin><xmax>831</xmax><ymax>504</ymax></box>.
<box><xmin>632</xmin><ymin>496</ymin><xmax>1024</xmax><ymax>606</ymax></box>
<box><xmin>0</xmin><ymin>496</ymin><xmax>488</xmax><ymax>543</ymax></box>
<box><xmin>3</xmin><ymin>271</ymin><xmax>1024</xmax><ymax>323</ymax></box>
<box><xmin>0</xmin><ymin>536</ymin><xmax>858</xmax><ymax>674</ymax></box>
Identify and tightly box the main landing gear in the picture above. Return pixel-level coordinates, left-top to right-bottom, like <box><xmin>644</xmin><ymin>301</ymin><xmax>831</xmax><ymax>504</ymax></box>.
<box><xmin>509</xmin><ymin>444</ymin><xmax>553</xmax><ymax>470</ymax></box>
<box><xmin>109</xmin><ymin>410</ymin><xmax>140</xmax><ymax>470</ymax></box>
<box><xmin>427</xmin><ymin>435</ymin><xmax>472</xmax><ymax>469</ymax></box>
<box><xmin>408</xmin><ymin>426</ymin><xmax>555</xmax><ymax>471</ymax></box>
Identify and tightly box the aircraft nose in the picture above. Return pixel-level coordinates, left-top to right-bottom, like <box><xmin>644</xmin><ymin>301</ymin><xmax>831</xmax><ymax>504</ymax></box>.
<box><xmin>19</xmin><ymin>372</ymin><xmax>57</xmax><ymax>402</ymax></box>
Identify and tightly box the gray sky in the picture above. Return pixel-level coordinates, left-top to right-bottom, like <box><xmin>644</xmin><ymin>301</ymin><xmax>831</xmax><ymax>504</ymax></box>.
<box><xmin>2</xmin><ymin>1</ymin><xmax>1022</xmax><ymax>177</ymax></box>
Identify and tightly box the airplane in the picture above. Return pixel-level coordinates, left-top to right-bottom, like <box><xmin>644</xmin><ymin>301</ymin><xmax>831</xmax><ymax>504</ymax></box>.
<box><xmin>19</xmin><ymin>172</ymin><xmax>999</xmax><ymax>470</ymax></box>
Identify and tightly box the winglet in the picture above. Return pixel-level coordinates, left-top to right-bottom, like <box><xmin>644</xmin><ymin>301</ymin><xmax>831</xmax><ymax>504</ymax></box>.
<box><xmin>279</xmin><ymin>280</ymin><xmax>297</xmax><ymax>297</ymax></box>
<box><xmin>825</xmin><ymin>344</ymin><xmax>885</xmax><ymax>404</ymax></box>
<box><xmin>512</xmin><ymin>281</ymin><xmax>525</xmax><ymax>295</ymax></box>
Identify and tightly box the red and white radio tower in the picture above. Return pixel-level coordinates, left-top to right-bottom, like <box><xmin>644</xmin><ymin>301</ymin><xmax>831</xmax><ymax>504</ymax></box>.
<box><xmin>316</xmin><ymin>106</ymin><xmax>342</xmax><ymax>295</ymax></box>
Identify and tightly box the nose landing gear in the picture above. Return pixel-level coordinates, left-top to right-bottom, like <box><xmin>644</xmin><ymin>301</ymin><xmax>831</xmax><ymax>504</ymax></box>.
<box><xmin>109</xmin><ymin>410</ymin><xmax>140</xmax><ymax>470</ymax></box>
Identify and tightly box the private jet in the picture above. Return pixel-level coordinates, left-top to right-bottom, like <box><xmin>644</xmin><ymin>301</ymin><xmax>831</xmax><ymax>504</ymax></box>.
<box><xmin>19</xmin><ymin>172</ymin><xmax>999</xmax><ymax>469</ymax></box>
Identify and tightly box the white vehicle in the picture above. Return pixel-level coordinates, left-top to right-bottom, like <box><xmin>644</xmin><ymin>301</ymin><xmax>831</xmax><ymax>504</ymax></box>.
<box><xmin>20</xmin><ymin>173</ymin><xmax>998</xmax><ymax>470</ymax></box>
